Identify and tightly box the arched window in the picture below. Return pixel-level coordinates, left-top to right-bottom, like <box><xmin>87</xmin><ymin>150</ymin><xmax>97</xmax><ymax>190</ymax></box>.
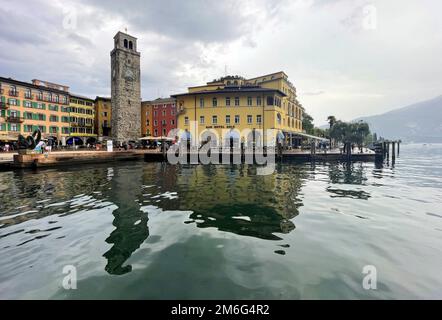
<box><xmin>129</xmin><ymin>41</ymin><xmax>133</xmax><ymax>50</ymax></box>
<box><xmin>124</xmin><ymin>39</ymin><xmax>128</xmax><ymax>48</ymax></box>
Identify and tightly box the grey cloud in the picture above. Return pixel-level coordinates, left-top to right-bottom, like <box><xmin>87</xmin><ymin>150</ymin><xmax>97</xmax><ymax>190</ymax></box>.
<box><xmin>79</xmin><ymin>0</ymin><xmax>285</xmax><ymax>43</ymax></box>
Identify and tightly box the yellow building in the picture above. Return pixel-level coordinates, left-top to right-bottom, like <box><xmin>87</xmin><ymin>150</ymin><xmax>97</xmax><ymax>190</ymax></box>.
<box><xmin>95</xmin><ymin>96</ymin><xmax>112</xmax><ymax>139</ymax></box>
<box><xmin>0</xmin><ymin>77</ymin><xmax>71</xmax><ymax>145</ymax></box>
<box><xmin>68</xmin><ymin>94</ymin><xmax>97</xmax><ymax>145</ymax></box>
<box><xmin>172</xmin><ymin>72</ymin><xmax>304</xmax><ymax>147</ymax></box>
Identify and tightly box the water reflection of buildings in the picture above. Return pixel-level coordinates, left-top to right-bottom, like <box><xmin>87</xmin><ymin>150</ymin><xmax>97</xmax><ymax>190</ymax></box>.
<box><xmin>174</xmin><ymin>164</ymin><xmax>306</xmax><ymax>240</ymax></box>
<box><xmin>0</xmin><ymin>167</ymin><xmax>111</xmax><ymax>229</ymax></box>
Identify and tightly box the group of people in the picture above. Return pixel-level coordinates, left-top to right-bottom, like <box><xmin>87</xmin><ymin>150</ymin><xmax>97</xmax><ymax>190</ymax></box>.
<box><xmin>0</xmin><ymin>143</ymin><xmax>13</xmax><ymax>152</ymax></box>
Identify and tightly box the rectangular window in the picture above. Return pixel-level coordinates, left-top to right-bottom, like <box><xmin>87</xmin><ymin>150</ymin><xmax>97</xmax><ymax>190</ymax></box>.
<box><xmin>10</xmin><ymin>123</ymin><xmax>18</xmax><ymax>132</ymax></box>
<box><xmin>212</xmin><ymin>116</ymin><xmax>218</xmax><ymax>124</ymax></box>
<box><xmin>257</xmin><ymin>97</ymin><xmax>262</xmax><ymax>106</ymax></box>
<box><xmin>247</xmin><ymin>97</ymin><xmax>252</xmax><ymax>106</ymax></box>
<box><xmin>154</xmin><ymin>129</ymin><xmax>158</xmax><ymax>136</ymax></box>
<box><xmin>162</xmin><ymin>120</ymin><xmax>166</xmax><ymax>126</ymax></box>
<box><xmin>24</xmin><ymin>125</ymin><xmax>33</xmax><ymax>132</ymax></box>
<box><xmin>163</xmin><ymin>128</ymin><xmax>167</xmax><ymax>136</ymax></box>
<box><xmin>200</xmin><ymin>98</ymin><xmax>204</xmax><ymax>108</ymax></box>
<box><xmin>171</xmin><ymin>119</ymin><xmax>175</xmax><ymax>125</ymax></box>
<box><xmin>24</xmin><ymin>101</ymin><xmax>32</xmax><ymax>108</ymax></box>
<box><xmin>62</xmin><ymin>127</ymin><xmax>69</xmax><ymax>134</ymax></box>
<box><xmin>212</xmin><ymin>98</ymin><xmax>217</xmax><ymax>107</ymax></box>
<box><xmin>226</xmin><ymin>115</ymin><xmax>231</xmax><ymax>124</ymax></box>
<box><xmin>0</xmin><ymin>123</ymin><xmax>6</xmax><ymax>131</ymax></box>
<box><xmin>235</xmin><ymin>97</ymin><xmax>240</xmax><ymax>106</ymax></box>
<box><xmin>154</xmin><ymin>120</ymin><xmax>158</xmax><ymax>126</ymax></box>
<box><xmin>25</xmin><ymin>112</ymin><xmax>33</xmax><ymax>120</ymax></box>
<box><xmin>226</xmin><ymin>97</ymin><xmax>231</xmax><ymax>106</ymax></box>
<box><xmin>184</xmin><ymin>117</ymin><xmax>189</xmax><ymax>125</ymax></box>
<box><xmin>8</xmin><ymin>99</ymin><xmax>17</xmax><ymax>106</ymax></box>
<box><xmin>154</xmin><ymin>111</ymin><xmax>157</xmax><ymax>116</ymax></box>
<box><xmin>267</xmin><ymin>96</ymin><xmax>274</xmax><ymax>106</ymax></box>
<box><xmin>50</xmin><ymin>127</ymin><xmax>58</xmax><ymax>134</ymax></box>
<box><xmin>235</xmin><ymin>115</ymin><xmax>240</xmax><ymax>124</ymax></box>
<box><xmin>247</xmin><ymin>115</ymin><xmax>252</xmax><ymax>124</ymax></box>
<box><xmin>200</xmin><ymin>116</ymin><xmax>205</xmax><ymax>124</ymax></box>
<box><xmin>104</xmin><ymin>112</ymin><xmax>108</xmax><ymax>117</ymax></box>
<box><xmin>257</xmin><ymin>115</ymin><xmax>262</xmax><ymax>124</ymax></box>
<box><xmin>162</xmin><ymin>110</ymin><xmax>166</xmax><ymax>116</ymax></box>
<box><xmin>50</xmin><ymin>115</ymin><xmax>58</xmax><ymax>122</ymax></box>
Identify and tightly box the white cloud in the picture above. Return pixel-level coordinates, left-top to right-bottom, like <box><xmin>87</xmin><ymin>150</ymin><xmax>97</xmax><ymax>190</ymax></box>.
<box><xmin>0</xmin><ymin>0</ymin><xmax>441</xmax><ymax>125</ymax></box>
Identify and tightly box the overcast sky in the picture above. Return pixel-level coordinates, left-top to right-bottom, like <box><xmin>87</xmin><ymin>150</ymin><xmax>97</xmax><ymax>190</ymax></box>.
<box><xmin>0</xmin><ymin>0</ymin><xmax>440</xmax><ymax>125</ymax></box>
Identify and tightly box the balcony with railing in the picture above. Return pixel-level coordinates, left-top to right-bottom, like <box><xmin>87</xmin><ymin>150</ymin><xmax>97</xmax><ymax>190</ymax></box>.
<box><xmin>9</xmin><ymin>90</ymin><xmax>19</xmax><ymax>97</ymax></box>
<box><xmin>7</xmin><ymin>116</ymin><xmax>24</xmax><ymax>123</ymax></box>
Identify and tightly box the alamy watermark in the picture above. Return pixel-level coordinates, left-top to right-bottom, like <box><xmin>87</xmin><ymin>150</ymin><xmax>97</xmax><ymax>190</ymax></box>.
<box><xmin>62</xmin><ymin>265</ymin><xmax>77</xmax><ymax>290</ymax></box>
<box><xmin>163</xmin><ymin>124</ymin><xmax>280</xmax><ymax>175</ymax></box>
<box><xmin>362</xmin><ymin>5</ymin><xmax>377</xmax><ymax>30</ymax></box>
<box><xmin>362</xmin><ymin>265</ymin><xmax>377</xmax><ymax>290</ymax></box>
<box><xmin>62</xmin><ymin>8</ymin><xmax>78</xmax><ymax>30</ymax></box>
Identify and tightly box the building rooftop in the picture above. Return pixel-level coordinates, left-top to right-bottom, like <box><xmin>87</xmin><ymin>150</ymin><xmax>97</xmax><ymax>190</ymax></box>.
<box><xmin>70</xmin><ymin>93</ymin><xmax>95</xmax><ymax>101</ymax></box>
<box><xmin>171</xmin><ymin>87</ymin><xmax>286</xmax><ymax>98</ymax></box>
<box><xmin>142</xmin><ymin>97</ymin><xmax>176</xmax><ymax>104</ymax></box>
<box><xmin>0</xmin><ymin>76</ymin><xmax>70</xmax><ymax>95</ymax></box>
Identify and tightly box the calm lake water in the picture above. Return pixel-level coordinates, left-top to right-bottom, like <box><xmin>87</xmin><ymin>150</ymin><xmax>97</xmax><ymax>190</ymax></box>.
<box><xmin>0</xmin><ymin>144</ymin><xmax>441</xmax><ymax>299</ymax></box>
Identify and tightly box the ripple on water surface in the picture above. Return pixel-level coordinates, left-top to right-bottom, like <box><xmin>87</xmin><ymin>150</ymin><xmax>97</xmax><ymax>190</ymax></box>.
<box><xmin>0</xmin><ymin>144</ymin><xmax>441</xmax><ymax>299</ymax></box>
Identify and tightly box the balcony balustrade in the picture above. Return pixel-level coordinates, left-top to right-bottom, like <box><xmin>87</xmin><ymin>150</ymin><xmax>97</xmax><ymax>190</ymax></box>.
<box><xmin>7</xmin><ymin>116</ymin><xmax>24</xmax><ymax>123</ymax></box>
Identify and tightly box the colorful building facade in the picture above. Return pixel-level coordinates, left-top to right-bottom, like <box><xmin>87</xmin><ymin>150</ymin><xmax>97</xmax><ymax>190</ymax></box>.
<box><xmin>0</xmin><ymin>77</ymin><xmax>71</xmax><ymax>145</ymax></box>
<box><xmin>172</xmin><ymin>72</ymin><xmax>304</xmax><ymax>147</ymax></box>
<box><xmin>68</xmin><ymin>94</ymin><xmax>97</xmax><ymax>145</ymax></box>
<box><xmin>141</xmin><ymin>101</ymin><xmax>153</xmax><ymax>137</ymax></box>
<box><xmin>141</xmin><ymin>98</ymin><xmax>176</xmax><ymax>137</ymax></box>
<box><xmin>95</xmin><ymin>96</ymin><xmax>112</xmax><ymax>140</ymax></box>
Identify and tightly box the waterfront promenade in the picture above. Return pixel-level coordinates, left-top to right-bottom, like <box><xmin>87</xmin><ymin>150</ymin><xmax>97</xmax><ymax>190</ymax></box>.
<box><xmin>0</xmin><ymin>147</ymin><xmax>376</xmax><ymax>170</ymax></box>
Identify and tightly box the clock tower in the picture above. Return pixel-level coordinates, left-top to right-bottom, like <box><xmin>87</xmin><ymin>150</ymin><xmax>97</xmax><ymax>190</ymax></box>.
<box><xmin>111</xmin><ymin>31</ymin><xmax>141</xmax><ymax>145</ymax></box>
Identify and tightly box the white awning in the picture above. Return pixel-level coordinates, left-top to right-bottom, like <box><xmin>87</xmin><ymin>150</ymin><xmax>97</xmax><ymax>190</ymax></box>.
<box><xmin>286</xmin><ymin>131</ymin><xmax>328</xmax><ymax>141</ymax></box>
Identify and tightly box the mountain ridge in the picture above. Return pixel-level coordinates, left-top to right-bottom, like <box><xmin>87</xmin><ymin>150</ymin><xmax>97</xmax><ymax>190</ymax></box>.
<box><xmin>353</xmin><ymin>95</ymin><xmax>442</xmax><ymax>142</ymax></box>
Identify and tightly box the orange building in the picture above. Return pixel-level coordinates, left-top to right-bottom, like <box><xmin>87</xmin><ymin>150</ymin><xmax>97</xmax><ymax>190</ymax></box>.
<box><xmin>141</xmin><ymin>101</ymin><xmax>153</xmax><ymax>137</ymax></box>
<box><xmin>0</xmin><ymin>77</ymin><xmax>71</xmax><ymax>145</ymax></box>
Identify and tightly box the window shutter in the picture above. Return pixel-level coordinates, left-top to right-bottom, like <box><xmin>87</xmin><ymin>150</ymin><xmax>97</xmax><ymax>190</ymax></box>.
<box><xmin>7</xmin><ymin>123</ymin><xmax>11</xmax><ymax>131</ymax></box>
<box><xmin>1</xmin><ymin>96</ymin><xmax>5</xmax><ymax>103</ymax></box>
<box><xmin>17</xmin><ymin>124</ymin><xmax>21</xmax><ymax>132</ymax></box>
<box><xmin>32</xmin><ymin>102</ymin><xmax>37</xmax><ymax>108</ymax></box>
<box><xmin>17</xmin><ymin>100</ymin><xmax>20</xmax><ymax>107</ymax></box>
<box><xmin>17</xmin><ymin>111</ymin><xmax>21</xmax><ymax>117</ymax></box>
<box><xmin>42</xmin><ymin>103</ymin><xmax>46</xmax><ymax>110</ymax></box>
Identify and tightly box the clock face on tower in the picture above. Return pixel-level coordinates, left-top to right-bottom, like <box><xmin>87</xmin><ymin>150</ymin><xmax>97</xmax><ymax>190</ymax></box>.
<box><xmin>124</xmin><ymin>68</ymin><xmax>134</xmax><ymax>81</ymax></box>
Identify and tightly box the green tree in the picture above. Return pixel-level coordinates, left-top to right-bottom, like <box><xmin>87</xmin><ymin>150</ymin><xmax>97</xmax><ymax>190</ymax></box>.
<box><xmin>302</xmin><ymin>113</ymin><xmax>315</xmax><ymax>135</ymax></box>
<box><xmin>327</xmin><ymin>116</ymin><xmax>337</xmax><ymax>147</ymax></box>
